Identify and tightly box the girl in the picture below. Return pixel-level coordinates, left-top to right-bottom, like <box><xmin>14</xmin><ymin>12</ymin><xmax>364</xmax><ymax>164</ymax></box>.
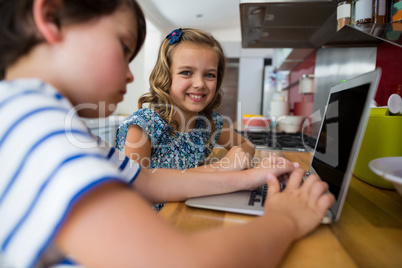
<box><xmin>0</xmin><ymin>0</ymin><xmax>334</xmax><ymax>267</ymax></box>
<box><xmin>116</xmin><ymin>28</ymin><xmax>255</xmax><ymax>171</ymax></box>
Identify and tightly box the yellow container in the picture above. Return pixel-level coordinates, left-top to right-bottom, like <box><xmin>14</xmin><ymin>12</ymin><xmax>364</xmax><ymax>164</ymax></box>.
<box><xmin>353</xmin><ymin>108</ymin><xmax>402</xmax><ymax>189</ymax></box>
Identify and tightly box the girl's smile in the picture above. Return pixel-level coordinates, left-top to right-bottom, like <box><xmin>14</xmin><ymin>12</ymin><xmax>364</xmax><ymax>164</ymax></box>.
<box><xmin>186</xmin><ymin>93</ymin><xmax>207</xmax><ymax>102</ymax></box>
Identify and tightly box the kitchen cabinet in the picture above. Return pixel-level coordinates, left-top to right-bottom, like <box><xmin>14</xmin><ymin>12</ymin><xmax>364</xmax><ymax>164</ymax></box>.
<box><xmin>240</xmin><ymin>0</ymin><xmax>338</xmax><ymax>48</ymax></box>
<box><xmin>323</xmin><ymin>23</ymin><xmax>402</xmax><ymax>48</ymax></box>
<box><xmin>279</xmin><ymin>23</ymin><xmax>402</xmax><ymax>72</ymax></box>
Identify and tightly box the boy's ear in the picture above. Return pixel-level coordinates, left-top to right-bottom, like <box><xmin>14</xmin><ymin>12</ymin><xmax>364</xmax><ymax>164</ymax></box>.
<box><xmin>33</xmin><ymin>0</ymin><xmax>63</xmax><ymax>43</ymax></box>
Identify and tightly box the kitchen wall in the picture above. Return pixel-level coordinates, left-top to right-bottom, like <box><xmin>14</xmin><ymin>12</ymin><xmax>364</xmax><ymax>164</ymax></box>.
<box><xmin>312</xmin><ymin>47</ymin><xmax>377</xmax><ymax>137</ymax></box>
<box><xmin>286</xmin><ymin>42</ymin><xmax>402</xmax><ymax>138</ymax></box>
<box><xmin>222</xmin><ymin>42</ymin><xmax>273</xmax><ymax>122</ymax></box>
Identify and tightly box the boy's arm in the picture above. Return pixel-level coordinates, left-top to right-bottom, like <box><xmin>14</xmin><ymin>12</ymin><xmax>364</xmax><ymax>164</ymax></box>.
<box><xmin>55</xmin><ymin>170</ymin><xmax>334</xmax><ymax>268</ymax></box>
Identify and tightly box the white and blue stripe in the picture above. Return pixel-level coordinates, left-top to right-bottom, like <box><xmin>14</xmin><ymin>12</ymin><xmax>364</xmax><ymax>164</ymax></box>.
<box><xmin>0</xmin><ymin>79</ymin><xmax>140</xmax><ymax>268</ymax></box>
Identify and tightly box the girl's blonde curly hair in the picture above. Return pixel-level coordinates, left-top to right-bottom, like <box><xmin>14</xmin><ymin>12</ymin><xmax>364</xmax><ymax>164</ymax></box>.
<box><xmin>138</xmin><ymin>28</ymin><xmax>225</xmax><ymax>133</ymax></box>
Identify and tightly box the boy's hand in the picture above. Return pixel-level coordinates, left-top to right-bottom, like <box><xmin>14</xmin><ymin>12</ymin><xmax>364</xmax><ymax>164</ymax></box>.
<box><xmin>264</xmin><ymin>169</ymin><xmax>335</xmax><ymax>239</ymax></box>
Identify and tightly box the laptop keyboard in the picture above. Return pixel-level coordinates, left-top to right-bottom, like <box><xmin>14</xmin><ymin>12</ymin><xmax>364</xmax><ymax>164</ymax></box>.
<box><xmin>248</xmin><ymin>181</ymin><xmax>284</xmax><ymax>207</ymax></box>
<box><xmin>248</xmin><ymin>172</ymin><xmax>309</xmax><ymax>207</ymax></box>
<box><xmin>248</xmin><ymin>185</ymin><xmax>266</xmax><ymax>206</ymax></box>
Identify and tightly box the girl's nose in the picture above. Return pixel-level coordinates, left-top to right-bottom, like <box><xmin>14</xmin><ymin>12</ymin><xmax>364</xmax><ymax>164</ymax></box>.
<box><xmin>192</xmin><ymin>75</ymin><xmax>205</xmax><ymax>89</ymax></box>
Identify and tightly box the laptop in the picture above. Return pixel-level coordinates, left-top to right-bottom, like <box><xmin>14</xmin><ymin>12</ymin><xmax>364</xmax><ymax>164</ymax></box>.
<box><xmin>185</xmin><ymin>69</ymin><xmax>381</xmax><ymax>224</ymax></box>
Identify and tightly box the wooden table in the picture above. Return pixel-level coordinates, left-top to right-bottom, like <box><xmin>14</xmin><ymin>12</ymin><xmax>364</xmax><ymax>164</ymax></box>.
<box><xmin>159</xmin><ymin>150</ymin><xmax>402</xmax><ymax>268</ymax></box>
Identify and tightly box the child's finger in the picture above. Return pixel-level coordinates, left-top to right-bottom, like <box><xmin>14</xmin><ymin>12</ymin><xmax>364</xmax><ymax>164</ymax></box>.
<box><xmin>265</xmin><ymin>158</ymin><xmax>299</xmax><ymax>176</ymax></box>
<box><xmin>317</xmin><ymin>192</ymin><xmax>335</xmax><ymax>213</ymax></box>
<box><xmin>307</xmin><ymin>180</ymin><xmax>330</xmax><ymax>206</ymax></box>
<box><xmin>266</xmin><ymin>173</ymin><xmax>281</xmax><ymax>195</ymax></box>
<box><xmin>299</xmin><ymin>173</ymin><xmax>320</xmax><ymax>191</ymax></box>
<box><xmin>276</xmin><ymin>161</ymin><xmax>300</xmax><ymax>176</ymax></box>
<box><xmin>284</xmin><ymin>169</ymin><xmax>306</xmax><ymax>189</ymax></box>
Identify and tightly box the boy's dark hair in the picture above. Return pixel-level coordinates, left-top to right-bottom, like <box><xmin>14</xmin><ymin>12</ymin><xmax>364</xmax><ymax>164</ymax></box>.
<box><xmin>0</xmin><ymin>0</ymin><xmax>146</xmax><ymax>80</ymax></box>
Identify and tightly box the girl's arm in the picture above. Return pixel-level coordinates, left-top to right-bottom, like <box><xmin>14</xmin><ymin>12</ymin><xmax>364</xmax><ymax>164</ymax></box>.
<box><xmin>124</xmin><ymin>124</ymin><xmax>152</xmax><ymax>168</ymax></box>
<box><xmin>55</xmin><ymin>170</ymin><xmax>334</xmax><ymax>268</ymax></box>
<box><xmin>133</xmin><ymin>155</ymin><xmax>299</xmax><ymax>203</ymax></box>
<box><xmin>194</xmin><ymin>121</ymin><xmax>254</xmax><ymax>171</ymax></box>
<box><xmin>187</xmin><ymin>122</ymin><xmax>256</xmax><ymax>172</ymax></box>
<box><xmin>217</xmin><ymin>121</ymin><xmax>255</xmax><ymax>157</ymax></box>
<box><xmin>123</xmin><ymin>123</ymin><xmax>300</xmax><ymax>203</ymax></box>
<box><xmin>124</xmin><ymin>123</ymin><xmax>253</xmax><ymax>172</ymax></box>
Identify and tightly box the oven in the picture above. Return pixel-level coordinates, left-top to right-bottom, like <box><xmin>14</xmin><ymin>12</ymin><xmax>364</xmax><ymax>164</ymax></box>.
<box><xmin>238</xmin><ymin>130</ymin><xmax>317</xmax><ymax>152</ymax></box>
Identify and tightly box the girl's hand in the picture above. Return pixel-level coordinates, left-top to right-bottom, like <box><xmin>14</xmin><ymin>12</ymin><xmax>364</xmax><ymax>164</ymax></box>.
<box><xmin>253</xmin><ymin>154</ymin><xmax>299</xmax><ymax>177</ymax></box>
<box><xmin>264</xmin><ymin>169</ymin><xmax>335</xmax><ymax>239</ymax></box>
<box><xmin>218</xmin><ymin>146</ymin><xmax>252</xmax><ymax>171</ymax></box>
<box><xmin>244</xmin><ymin>155</ymin><xmax>299</xmax><ymax>189</ymax></box>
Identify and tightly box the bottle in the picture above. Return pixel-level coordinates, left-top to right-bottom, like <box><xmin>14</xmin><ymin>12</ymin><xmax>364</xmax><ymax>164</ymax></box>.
<box><xmin>351</xmin><ymin>0</ymin><xmax>357</xmax><ymax>24</ymax></box>
<box><xmin>337</xmin><ymin>0</ymin><xmax>353</xmax><ymax>30</ymax></box>
<box><xmin>355</xmin><ymin>0</ymin><xmax>374</xmax><ymax>24</ymax></box>
<box><xmin>373</xmin><ymin>0</ymin><xmax>388</xmax><ymax>23</ymax></box>
<box><xmin>391</xmin><ymin>0</ymin><xmax>402</xmax><ymax>22</ymax></box>
<box><xmin>385</xmin><ymin>0</ymin><xmax>402</xmax><ymax>40</ymax></box>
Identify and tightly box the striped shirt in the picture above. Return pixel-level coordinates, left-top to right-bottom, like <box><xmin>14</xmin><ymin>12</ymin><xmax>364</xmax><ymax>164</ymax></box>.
<box><xmin>0</xmin><ymin>79</ymin><xmax>140</xmax><ymax>268</ymax></box>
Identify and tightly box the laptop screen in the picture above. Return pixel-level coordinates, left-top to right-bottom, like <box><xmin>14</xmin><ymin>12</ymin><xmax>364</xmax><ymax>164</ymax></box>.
<box><xmin>311</xmin><ymin>82</ymin><xmax>371</xmax><ymax>199</ymax></box>
<box><xmin>309</xmin><ymin>69</ymin><xmax>380</xmax><ymax>221</ymax></box>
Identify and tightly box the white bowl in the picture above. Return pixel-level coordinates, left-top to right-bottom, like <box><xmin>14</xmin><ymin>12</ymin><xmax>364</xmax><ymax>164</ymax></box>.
<box><xmin>276</xmin><ymin>116</ymin><xmax>305</xmax><ymax>133</ymax></box>
<box><xmin>369</xmin><ymin>157</ymin><xmax>402</xmax><ymax>196</ymax></box>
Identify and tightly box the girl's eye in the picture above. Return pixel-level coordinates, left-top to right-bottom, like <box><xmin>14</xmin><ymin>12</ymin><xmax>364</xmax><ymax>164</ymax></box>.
<box><xmin>180</xmin><ymin>71</ymin><xmax>191</xmax><ymax>76</ymax></box>
<box><xmin>206</xmin><ymin>73</ymin><xmax>217</xmax><ymax>79</ymax></box>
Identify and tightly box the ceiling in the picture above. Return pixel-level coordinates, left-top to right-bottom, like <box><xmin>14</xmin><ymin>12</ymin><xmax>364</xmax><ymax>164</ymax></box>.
<box><xmin>137</xmin><ymin>0</ymin><xmax>241</xmax><ymax>33</ymax></box>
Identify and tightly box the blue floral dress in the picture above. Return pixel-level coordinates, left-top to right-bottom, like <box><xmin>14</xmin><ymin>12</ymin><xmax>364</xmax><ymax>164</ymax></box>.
<box><xmin>115</xmin><ymin>108</ymin><xmax>223</xmax><ymax>170</ymax></box>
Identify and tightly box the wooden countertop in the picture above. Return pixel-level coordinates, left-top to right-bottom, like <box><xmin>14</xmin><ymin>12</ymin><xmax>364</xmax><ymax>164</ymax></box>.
<box><xmin>159</xmin><ymin>150</ymin><xmax>402</xmax><ymax>268</ymax></box>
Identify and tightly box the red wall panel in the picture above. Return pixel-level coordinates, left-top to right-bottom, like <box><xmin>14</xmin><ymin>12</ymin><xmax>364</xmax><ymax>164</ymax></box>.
<box><xmin>375</xmin><ymin>42</ymin><xmax>402</xmax><ymax>106</ymax></box>
<box><xmin>287</xmin><ymin>51</ymin><xmax>315</xmax><ymax>115</ymax></box>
